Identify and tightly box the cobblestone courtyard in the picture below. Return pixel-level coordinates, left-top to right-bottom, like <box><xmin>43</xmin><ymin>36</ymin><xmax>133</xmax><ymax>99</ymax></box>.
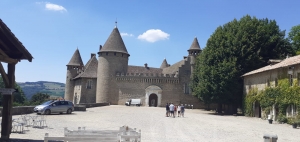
<box><xmin>6</xmin><ymin>105</ymin><xmax>300</xmax><ymax>142</ymax></box>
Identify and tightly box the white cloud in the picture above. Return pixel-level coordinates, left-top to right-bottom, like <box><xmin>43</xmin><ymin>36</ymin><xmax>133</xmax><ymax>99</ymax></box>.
<box><xmin>121</xmin><ymin>33</ymin><xmax>134</xmax><ymax>37</ymax></box>
<box><xmin>45</xmin><ymin>3</ymin><xmax>67</xmax><ymax>12</ymax></box>
<box><xmin>36</xmin><ymin>2</ymin><xmax>67</xmax><ymax>12</ymax></box>
<box><xmin>137</xmin><ymin>29</ymin><xmax>170</xmax><ymax>43</ymax></box>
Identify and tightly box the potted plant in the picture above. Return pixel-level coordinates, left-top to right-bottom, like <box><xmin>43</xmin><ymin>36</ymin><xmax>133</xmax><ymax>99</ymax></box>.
<box><xmin>292</xmin><ymin>121</ymin><xmax>298</xmax><ymax>128</ymax></box>
<box><xmin>268</xmin><ymin>119</ymin><xmax>273</xmax><ymax>124</ymax></box>
<box><xmin>289</xmin><ymin>118</ymin><xmax>299</xmax><ymax>128</ymax></box>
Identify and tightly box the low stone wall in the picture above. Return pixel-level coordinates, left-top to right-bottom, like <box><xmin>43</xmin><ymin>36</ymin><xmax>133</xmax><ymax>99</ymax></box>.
<box><xmin>0</xmin><ymin>106</ymin><xmax>35</xmax><ymax>117</ymax></box>
<box><xmin>0</xmin><ymin>103</ymin><xmax>109</xmax><ymax>116</ymax></box>
<box><xmin>74</xmin><ymin>105</ymin><xmax>86</xmax><ymax>111</ymax></box>
<box><xmin>79</xmin><ymin>103</ymin><xmax>109</xmax><ymax>108</ymax></box>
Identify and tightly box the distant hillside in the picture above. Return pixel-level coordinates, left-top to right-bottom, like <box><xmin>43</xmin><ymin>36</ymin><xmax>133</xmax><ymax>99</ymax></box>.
<box><xmin>17</xmin><ymin>81</ymin><xmax>65</xmax><ymax>100</ymax></box>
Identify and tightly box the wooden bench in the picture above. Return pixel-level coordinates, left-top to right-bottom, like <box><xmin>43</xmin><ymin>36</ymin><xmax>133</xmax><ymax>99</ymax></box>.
<box><xmin>44</xmin><ymin>126</ymin><xmax>141</xmax><ymax>142</ymax></box>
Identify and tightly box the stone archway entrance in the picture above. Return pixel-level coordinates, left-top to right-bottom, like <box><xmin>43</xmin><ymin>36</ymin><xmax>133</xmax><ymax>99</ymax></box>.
<box><xmin>145</xmin><ymin>85</ymin><xmax>162</xmax><ymax>107</ymax></box>
<box><xmin>149</xmin><ymin>94</ymin><xmax>158</xmax><ymax>107</ymax></box>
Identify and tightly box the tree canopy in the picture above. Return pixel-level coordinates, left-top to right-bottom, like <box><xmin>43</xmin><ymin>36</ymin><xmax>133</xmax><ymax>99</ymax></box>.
<box><xmin>30</xmin><ymin>93</ymin><xmax>50</xmax><ymax>105</ymax></box>
<box><xmin>0</xmin><ymin>76</ymin><xmax>27</xmax><ymax>106</ymax></box>
<box><xmin>288</xmin><ymin>24</ymin><xmax>300</xmax><ymax>54</ymax></box>
<box><xmin>192</xmin><ymin>15</ymin><xmax>293</xmax><ymax>111</ymax></box>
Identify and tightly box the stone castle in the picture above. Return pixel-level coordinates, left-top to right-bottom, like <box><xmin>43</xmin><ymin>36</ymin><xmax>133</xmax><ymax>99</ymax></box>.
<box><xmin>64</xmin><ymin>26</ymin><xmax>204</xmax><ymax>108</ymax></box>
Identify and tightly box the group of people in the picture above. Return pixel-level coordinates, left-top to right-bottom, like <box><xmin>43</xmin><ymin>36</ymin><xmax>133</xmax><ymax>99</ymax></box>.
<box><xmin>165</xmin><ymin>103</ymin><xmax>185</xmax><ymax>118</ymax></box>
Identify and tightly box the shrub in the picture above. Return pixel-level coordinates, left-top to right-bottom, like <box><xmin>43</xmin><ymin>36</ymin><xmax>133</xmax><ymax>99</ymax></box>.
<box><xmin>277</xmin><ymin>114</ymin><xmax>287</xmax><ymax>123</ymax></box>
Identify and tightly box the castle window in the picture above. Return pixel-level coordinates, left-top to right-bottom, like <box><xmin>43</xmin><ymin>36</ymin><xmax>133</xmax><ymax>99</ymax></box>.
<box><xmin>106</xmin><ymin>52</ymin><xmax>108</xmax><ymax>55</ymax></box>
<box><xmin>86</xmin><ymin>79</ymin><xmax>92</xmax><ymax>89</ymax></box>
<box><xmin>289</xmin><ymin>74</ymin><xmax>293</xmax><ymax>86</ymax></box>
<box><xmin>114</xmin><ymin>52</ymin><xmax>116</xmax><ymax>56</ymax></box>
<box><xmin>184</xmin><ymin>83</ymin><xmax>190</xmax><ymax>94</ymax></box>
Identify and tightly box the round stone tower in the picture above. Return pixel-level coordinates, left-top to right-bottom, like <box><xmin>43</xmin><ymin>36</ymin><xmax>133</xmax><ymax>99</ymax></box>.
<box><xmin>96</xmin><ymin>27</ymin><xmax>130</xmax><ymax>104</ymax></box>
<box><xmin>65</xmin><ymin>49</ymin><xmax>84</xmax><ymax>101</ymax></box>
<box><xmin>188</xmin><ymin>37</ymin><xmax>202</xmax><ymax>76</ymax></box>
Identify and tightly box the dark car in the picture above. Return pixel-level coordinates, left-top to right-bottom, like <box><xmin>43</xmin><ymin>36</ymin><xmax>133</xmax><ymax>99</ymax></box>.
<box><xmin>33</xmin><ymin>100</ymin><xmax>74</xmax><ymax>115</ymax></box>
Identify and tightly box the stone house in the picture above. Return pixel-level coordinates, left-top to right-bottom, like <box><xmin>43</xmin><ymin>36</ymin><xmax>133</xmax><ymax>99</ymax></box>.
<box><xmin>242</xmin><ymin>55</ymin><xmax>300</xmax><ymax>119</ymax></box>
<box><xmin>64</xmin><ymin>26</ymin><xmax>206</xmax><ymax>108</ymax></box>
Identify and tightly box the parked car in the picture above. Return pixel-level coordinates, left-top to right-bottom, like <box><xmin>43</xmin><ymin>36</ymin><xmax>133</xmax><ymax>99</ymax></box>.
<box><xmin>33</xmin><ymin>100</ymin><xmax>74</xmax><ymax>115</ymax></box>
<box><xmin>125</xmin><ymin>99</ymin><xmax>142</xmax><ymax>106</ymax></box>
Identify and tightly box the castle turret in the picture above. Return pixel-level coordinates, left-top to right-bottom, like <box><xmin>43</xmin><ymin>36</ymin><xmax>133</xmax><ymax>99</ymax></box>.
<box><xmin>188</xmin><ymin>37</ymin><xmax>201</xmax><ymax>56</ymax></box>
<box><xmin>160</xmin><ymin>58</ymin><xmax>169</xmax><ymax>68</ymax></box>
<box><xmin>188</xmin><ymin>37</ymin><xmax>202</xmax><ymax>76</ymax></box>
<box><xmin>96</xmin><ymin>27</ymin><xmax>130</xmax><ymax>104</ymax></box>
<box><xmin>65</xmin><ymin>49</ymin><xmax>84</xmax><ymax>102</ymax></box>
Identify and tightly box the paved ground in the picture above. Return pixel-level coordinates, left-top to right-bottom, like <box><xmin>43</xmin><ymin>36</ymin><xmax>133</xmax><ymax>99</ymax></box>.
<box><xmin>3</xmin><ymin>105</ymin><xmax>300</xmax><ymax>142</ymax></box>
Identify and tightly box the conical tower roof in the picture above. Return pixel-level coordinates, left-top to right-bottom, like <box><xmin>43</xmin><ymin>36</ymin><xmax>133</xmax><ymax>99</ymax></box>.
<box><xmin>188</xmin><ymin>37</ymin><xmax>201</xmax><ymax>51</ymax></box>
<box><xmin>160</xmin><ymin>58</ymin><xmax>168</xmax><ymax>68</ymax></box>
<box><xmin>67</xmin><ymin>49</ymin><xmax>84</xmax><ymax>66</ymax></box>
<box><xmin>100</xmin><ymin>27</ymin><xmax>129</xmax><ymax>55</ymax></box>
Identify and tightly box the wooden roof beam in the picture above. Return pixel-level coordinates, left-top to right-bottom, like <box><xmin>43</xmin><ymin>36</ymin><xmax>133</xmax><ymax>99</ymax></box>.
<box><xmin>0</xmin><ymin>62</ymin><xmax>9</xmax><ymax>86</ymax></box>
<box><xmin>0</xmin><ymin>55</ymin><xmax>18</xmax><ymax>64</ymax></box>
<box><xmin>0</xmin><ymin>47</ymin><xmax>9</xmax><ymax>59</ymax></box>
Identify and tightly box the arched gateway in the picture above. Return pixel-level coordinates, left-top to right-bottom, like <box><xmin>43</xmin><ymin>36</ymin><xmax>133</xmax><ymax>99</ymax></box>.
<box><xmin>145</xmin><ymin>85</ymin><xmax>162</xmax><ymax>107</ymax></box>
<box><xmin>149</xmin><ymin>94</ymin><xmax>158</xmax><ymax>107</ymax></box>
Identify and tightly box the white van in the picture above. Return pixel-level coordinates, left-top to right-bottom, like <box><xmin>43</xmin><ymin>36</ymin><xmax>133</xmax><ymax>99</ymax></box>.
<box><xmin>125</xmin><ymin>99</ymin><xmax>142</xmax><ymax>106</ymax></box>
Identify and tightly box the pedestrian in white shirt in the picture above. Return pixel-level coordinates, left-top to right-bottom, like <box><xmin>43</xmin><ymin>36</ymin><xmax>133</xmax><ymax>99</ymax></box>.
<box><xmin>177</xmin><ymin>105</ymin><xmax>181</xmax><ymax>117</ymax></box>
<box><xmin>169</xmin><ymin>103</ymin><xmax>175</xmax><ymax>118</ymax></box>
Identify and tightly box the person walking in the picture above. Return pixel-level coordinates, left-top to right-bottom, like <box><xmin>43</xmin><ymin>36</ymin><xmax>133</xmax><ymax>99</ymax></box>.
<box><xmin>169</xmin><ymin>103</ymin><xmax>175</xmax><ymax>118</ymax></box>
<box><xmin>177</xmin><ymin>105</ymin><xmax>181</xmax><ymax>117</ymax></box>
<box><xmin>180</xmin><ymin>104</ymin><xmax>185</xmax><ymax>117</ymax></box>
<box><xmin>166</xmin><ymin>103</ymin><xmax>170</xmax><ymax>117</ymax></box>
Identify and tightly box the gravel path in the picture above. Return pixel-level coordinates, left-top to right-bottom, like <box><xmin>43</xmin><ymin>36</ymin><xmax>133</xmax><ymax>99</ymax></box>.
<box><xmin>5</xmin><ymin>105</ymin><xmax>300</xmax><ymax>142</ymax></box>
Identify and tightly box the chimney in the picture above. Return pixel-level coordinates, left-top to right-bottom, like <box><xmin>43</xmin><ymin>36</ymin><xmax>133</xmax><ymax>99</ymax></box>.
<box><xmin>144</xmin><ymin>63</ymin><xmax>148</xmax><ymax>68</ymax></box>
<box><xmin>91</xmin><ymin>53</ymin><xmax>96</xmax><ymax>59</ymax></box>
<box><xmin>99</xmin><ymin>45</ymin><xmax>102</xmax><ymax>51</ymax></box>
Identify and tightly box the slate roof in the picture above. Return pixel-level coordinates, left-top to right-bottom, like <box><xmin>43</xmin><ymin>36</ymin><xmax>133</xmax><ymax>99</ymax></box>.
<box><xmin>127</xmin><ymin>65</ymin><xmax>163</xmax><ymax>74</ymax></box>
<box><xmin>188</xmin><ymin>37</ymin><xmax>201</xmax><ymax>51</ymax></box>
<box><xmin>100</xmin><ymin>27</ymin><xmax>129</xmax><ymax>55</ymax></box>
<box><xmin>74</xmin><ymin>55</ymin><xmax>98</xmax><ymax>79</ymax></box>
<box><xmin>163</xmin><ymin>59</ymin><xmax>185</xmax><ymax>74</ymax></box>
<box><xmin>242</xmin><ymin>55</ymin><xmax>300</xmax><ymax>77</ymax></box>
<box><xmin>160</xmin><ymin>58</ymin><xmax>169</xmax><ymax>68</ymax></box>
<box><xmin>67</xmin><ymin>49</ymin><xmax>84</xmax><ymax>66</ymax></box>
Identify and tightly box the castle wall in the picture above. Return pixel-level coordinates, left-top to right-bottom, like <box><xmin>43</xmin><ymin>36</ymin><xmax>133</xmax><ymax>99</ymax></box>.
<box><xmin>114</xmin><ymin>70</ymin><xmax>206</xmax><ymax>108</ymax></box>
<box><xmin>80</xmin><ymin>78</ymin><xmax>97</xmax><ymax>103</ymax></box>
<box><xmin>116</xmin><ymin>76</ymin><xmax>181</xmax><ymax>107</ymax></box>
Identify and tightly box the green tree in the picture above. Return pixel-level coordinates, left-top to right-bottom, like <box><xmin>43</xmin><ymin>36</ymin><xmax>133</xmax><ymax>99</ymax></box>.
<box><xmin>30</xmin><ymin>93</ymin><xmax>50</xmax><ymax>104</ymax></box>
<box><xmin>288</xmin><ymin>24</ymin><xmax>300</xmax><ymax>54</ymax></box>
<box><xmin>192</xmin><ymin>15</ymin><xmax>293</xmax><ymax>113</ymax></box>
<box><xmin>0</xmin><ymin>76</ymin><xmax>27</xmax><ymax>106</ymax></box>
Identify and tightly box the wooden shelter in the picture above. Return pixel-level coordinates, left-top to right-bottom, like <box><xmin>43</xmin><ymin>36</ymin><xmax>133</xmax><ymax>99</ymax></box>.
<box><xmin>0</xmin><ymin>19</ymin><xmax>33</xmax><ymax>140</ymax></box>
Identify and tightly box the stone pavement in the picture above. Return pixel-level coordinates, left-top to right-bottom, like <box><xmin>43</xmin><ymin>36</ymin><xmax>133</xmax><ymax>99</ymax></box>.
<box><xmin>3</xmin><ymin>105</ymin><xmax>300</xmax><ymax>142</ymax></box>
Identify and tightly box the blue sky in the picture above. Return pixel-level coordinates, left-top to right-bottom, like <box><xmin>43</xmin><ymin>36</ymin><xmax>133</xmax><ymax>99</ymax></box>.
<box><xmin>1</xmin><ymin>0</ymin><xmax>300</xmax><ymax>83</ymax></box>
